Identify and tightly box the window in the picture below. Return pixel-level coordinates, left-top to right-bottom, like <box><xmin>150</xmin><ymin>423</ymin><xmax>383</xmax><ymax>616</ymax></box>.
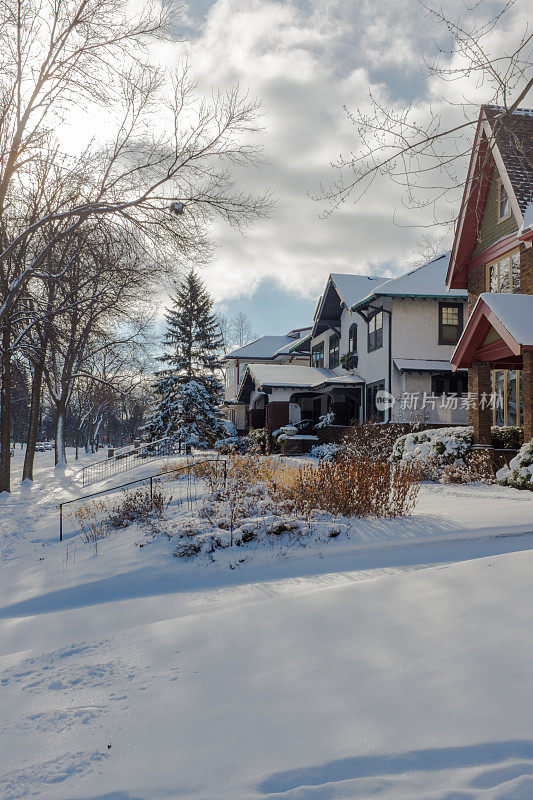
<box><xmin>368</xmin><ymin>310</ymin><xmax>383</xmax><ymax>352</ymax></box>
<box><xmin>491</xmin><ymin>370</ymin><xmax>523</xmax><ymax>426</ymax></box>
<box><xmin>311</xmin><ymin>342</ymin><xmax>324</xmax><ymax>368</ymax></box>
<box><xmin>431</xmin><ymin>372</ymin><xmax>468</xmax><ymax>397</ymax></box>
<box><xmin>349</xmin><ymin>323</ymin><xmax>357</xmax><ymax>353</ymax></box>
<box><xmin>438</xmin><ymin>303</ymin><xmax>463</xmax><ymax>345</ymax></box>
<box><xmin>329</xmin><ymin>335</ymin><xmax>340</xmax><ymax>368</ymax></box>
<box><xmin>366</xmin><ymin>380</ymin><xmax>385</xmax><ymax>421</ymax></box>
<box><xmin>498</xmin><ymin>180</ymin><xmax>510</xmax><ymax>222</ymax></box>
<box><xmin>486</xmin><ymin>250</ymin><xmax>520</xmax><ymax>294</ymax></box>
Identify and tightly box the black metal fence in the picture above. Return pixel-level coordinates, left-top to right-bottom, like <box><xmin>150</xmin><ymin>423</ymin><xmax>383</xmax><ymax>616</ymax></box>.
<box><xmin>60</xmin><ymin>458</ymin><xmax>226</xmax><ymax>541</ymax></box>
<box><xmin>80</xmin><ymin>436</ymin><xmax>184</xmax><ymax>487</ymax></box>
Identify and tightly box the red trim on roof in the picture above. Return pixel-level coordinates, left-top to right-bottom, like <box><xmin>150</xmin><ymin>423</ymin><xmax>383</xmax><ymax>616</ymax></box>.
<box><xmin>452</xmin><ymin>296</ymin><xmax>526</xmax><ymax>369</ymax></box>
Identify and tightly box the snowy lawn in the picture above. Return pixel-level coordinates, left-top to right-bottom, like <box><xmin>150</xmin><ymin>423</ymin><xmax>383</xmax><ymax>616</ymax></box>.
<box><xmin>1</xmin><ymin>448</ymin><xmax>533</xmax><ymax>799</ymax></box>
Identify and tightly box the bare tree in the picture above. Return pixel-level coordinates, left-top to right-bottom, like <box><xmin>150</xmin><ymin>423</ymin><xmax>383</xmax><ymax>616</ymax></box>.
<box><xmin>317</xmin><ymin>0</ymin><xmax>532</xmax><ymax>225</ymax></box>
<box><xmin>231</xmin><ymin>311</ymin><xmax>256</xmax><ymax>348</ymax></box>
<box><xmin>0</xmin><ymin>0</ymin><xmax>271</xmax><ymax>490</ymax></box>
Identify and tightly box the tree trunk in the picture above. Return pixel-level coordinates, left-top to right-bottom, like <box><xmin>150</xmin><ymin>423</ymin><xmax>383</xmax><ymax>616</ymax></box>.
<box><xmin>55</xmin><ymin>401</ymin><xmax>67</xmax><ymax>467</ymax></box>
<box><xmin>22</xmin><ymin>360</ymin><xmax>45</xmax><ymax>482</ymax></box>
<box><xmin>0</xmin><ymin>321</ymin><xmax>12</xmax><ymax>493</ymax></box>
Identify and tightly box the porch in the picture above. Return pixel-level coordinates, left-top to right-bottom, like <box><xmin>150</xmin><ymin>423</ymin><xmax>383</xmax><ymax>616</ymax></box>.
<box><xmin>451</xmin><ymin>293</ymin><xmax>533</xmax><ymax>443</ymax></box>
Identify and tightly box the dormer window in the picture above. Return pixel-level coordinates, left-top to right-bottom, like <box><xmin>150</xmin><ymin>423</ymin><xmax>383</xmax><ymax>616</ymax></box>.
<box><xmin>498</xmin><ymin>180</ymin><xmax>510</xmax><ymax>222</ymax></box>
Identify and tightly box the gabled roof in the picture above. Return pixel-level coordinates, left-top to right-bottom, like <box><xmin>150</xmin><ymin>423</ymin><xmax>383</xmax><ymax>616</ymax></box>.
<box><xmin>451</xmin><ymin>292</ymin><xmax>533</xmax><ymax>369</ymax></box>
<box><xmin>329</xmin><ymin>274</ymin><xmax>385</xmax><ymax>308</ymax></box>
<box><xmin>447</xmin><ymin>105</ymin><xmax>533</xmax><ymax>290</ymax></box>
<box><xmin>352</xmin><ymin>253</ymin><xmax>466</xmax><ymax>309</ymax></box>
<box><xmin>237</xmin><ymin>363</ymin><xmax>362</xmax><ymax>402</ymax></box>
<box><xmin>274</xmin><ymin>332</ymin><xmax>312</xmax><ymax>355</ymax></box>
<box><xmin>313</xmin><ymin>274</ymin><xmax>385</xmax><ymax>335</ymax></box>
<box><xmin>483</xmin><ymin>106</ymin><xmax>533</xmax><ymax>216</ymax></box>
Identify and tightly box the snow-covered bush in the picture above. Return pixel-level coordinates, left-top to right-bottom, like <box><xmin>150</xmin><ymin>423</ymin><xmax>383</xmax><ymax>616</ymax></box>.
<box><xmin>497</xmin><ymin>440</ymin><xmax>533</xmax><ymax>490</ymax></box>
<box><xmin>491</xmin><ymin>425</ymin><xmax>523</xmax><ymax>450</ymax></box>
<box><xmin>344</xmin><ymin>422</ymin><xmax>421</xmax><ymax>461</ymax></box>
<box><xmin>310</xmin><ymin>443</ymin><xmax>342</xmax><ymax>461</ymax></box>
<box><xmin>248</xmin><ymin>427</ymin><xmax>266</xmax><ymax>452</ymax></box>
<box><xmin>316</xmin><ymin>411</ymin><xmax>335</xmax><ymax>428</ymax></box>
<box><xmin>391</xmin><ymin>426</ymin><xmax>473</xmax><ymax>471</ymax></box>
<box><xmin>214</xmin><ymin>435</ymin><xmax>258</xmax><ymax>454</ymax></box>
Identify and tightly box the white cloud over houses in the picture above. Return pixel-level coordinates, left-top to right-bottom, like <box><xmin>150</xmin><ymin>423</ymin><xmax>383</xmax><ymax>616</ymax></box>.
<box><xmin>166</xmin><ymin>0</ymin><xmax>530</xmax><ymax>310</ymax></box>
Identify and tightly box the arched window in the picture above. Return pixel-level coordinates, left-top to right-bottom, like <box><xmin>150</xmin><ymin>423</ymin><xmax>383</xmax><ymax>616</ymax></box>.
<box><xmin>349</xmin><ymin>323</ymin><xmax>357</xmax><ymax>353</ymax></box>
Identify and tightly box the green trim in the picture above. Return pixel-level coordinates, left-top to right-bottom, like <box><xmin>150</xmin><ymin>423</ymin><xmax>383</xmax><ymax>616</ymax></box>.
<box><xmin>351</xmin><ymin>293</ymin><xmax>465</xmax><ymax>310</ymax></box>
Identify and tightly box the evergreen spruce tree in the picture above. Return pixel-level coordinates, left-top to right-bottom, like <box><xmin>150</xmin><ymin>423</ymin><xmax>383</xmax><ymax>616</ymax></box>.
<box><xmin>144</xmin><ymin>269</ymin><xmax>226</xmax><ymax>448</ymax></box>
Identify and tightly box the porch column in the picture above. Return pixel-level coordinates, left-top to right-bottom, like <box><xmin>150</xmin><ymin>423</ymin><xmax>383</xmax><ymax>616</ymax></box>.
<box><xmin>468</xmin><ymin>362</ymin><xmax>492</xmax><ymax>444</ymax></box>
<box><xmin>523</xmin><ymin>352</ymin><xmax>533</xmax><ymax>442</ymax></box>
<box><xmin>265</xmin><ymin>401</ymin><xmax>290</xmax><ymax>453</ymax></box>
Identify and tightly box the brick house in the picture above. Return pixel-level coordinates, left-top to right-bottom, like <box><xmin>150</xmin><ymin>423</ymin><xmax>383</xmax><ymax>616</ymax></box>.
<box><xmin>447</xmin><ymin>105</ymin><xmax>533</xmax><ymax>443</ymax></box>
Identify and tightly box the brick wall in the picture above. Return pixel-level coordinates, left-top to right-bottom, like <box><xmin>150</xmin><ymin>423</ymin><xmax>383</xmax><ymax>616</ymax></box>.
<box><xmin>523</xmin><ymin>352</ymin><xmax>533</xmax><ymax>442</ymax></box>
<box><xmin>468</xmin><ymin>362</ymin><xmax>492</xmax><ymax>444</ymax></box>
<box><xmin>265</xmin><ymin>401</ymin><xmax>290</xmax><ymax>453</ymax></box>
<box><xmin>317</xmin><ymin>425</ymin><xmax>351</xmax><ymax>445</ymax></box>
<box><xmin>520</xmin><ymin>243</ymin><xmax>533</xmax><ymax>296</ymax></box>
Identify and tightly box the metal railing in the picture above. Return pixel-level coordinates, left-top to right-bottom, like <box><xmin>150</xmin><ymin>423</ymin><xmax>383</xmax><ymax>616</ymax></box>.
<box><xmin>80</xmin><ymin>436</ymin><xmax>183</xmax><ymax>487</ymax></box>
<box><xmin>59</xmin><ymin>458</ymin><xmax>226</xmax><ymax>541</ymax></box>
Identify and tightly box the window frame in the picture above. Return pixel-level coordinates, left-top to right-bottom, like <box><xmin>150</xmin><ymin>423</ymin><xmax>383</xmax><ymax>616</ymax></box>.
<box><xmin>486</xmin><ymin>249</ymin><xmax>520</xmax><ymax>294</ymax></box>
<box><xmin>367</xmin><ymin>310</ymin><xmax>383</xmax><ymax>353</ymax></box>
<box><xmin>431</xmin><ymin>371</ymin><xmax>468</xmax><ymax>397</ymax></box>
<box><xmin>365</xmin><ymin>379</ymin><xmax>385</xmax><ymax>421</ymax></box>
<box><xmin>328</xmin><ymin>334</ymin><xmax>340</xmax><ymax>369</ymax></box>
<box><xmin>491</xmin><ymin>369</ymin><xmax>522</xmax><ymax>426</ymax></box>
<box><xmin>349</xmin><ymin>323</ymin><xmax>357</xmax><ymax>354</ymax></box>
<box><xmin>497</xmin><ymin>179</ymin><xmax>511</xmax><ymax>223</ymax></box>
<box><xmin>311</xmin><ymin>341</ymin><xmax>324</xmax><ymax>368</ymax></box>
<box><xmin>438</xmin><ymin>302</ymin><xmax>464</xmax><ymax>345</ymax></box>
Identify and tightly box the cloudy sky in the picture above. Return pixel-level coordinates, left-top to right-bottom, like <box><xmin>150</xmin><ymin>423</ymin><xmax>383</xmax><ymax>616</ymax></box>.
<box><xmin>164</xmin><ymin>0</ymin><xmax>529</xmax><ymax>336</ymax></box>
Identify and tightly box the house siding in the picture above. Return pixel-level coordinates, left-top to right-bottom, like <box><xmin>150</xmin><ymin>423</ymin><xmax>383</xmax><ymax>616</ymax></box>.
<box><xmin>472</xmin><ymin>167</ymin><xmax>518</xmax><ymax>258</ymax></box>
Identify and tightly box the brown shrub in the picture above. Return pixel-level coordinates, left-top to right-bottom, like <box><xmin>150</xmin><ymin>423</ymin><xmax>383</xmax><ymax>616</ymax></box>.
<box><xmin>273</xmin><ymin>458</ymin><xmax>420</xmax><ymax>518</ymax></box>
<box><xmin>343</xmin><ymin>422</ymin><xmax>422</xmax><ymax>461</ymax></box>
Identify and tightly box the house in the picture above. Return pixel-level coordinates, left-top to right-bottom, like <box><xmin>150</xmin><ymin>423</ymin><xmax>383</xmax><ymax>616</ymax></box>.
<box><xmin>309</xmin><ymin>256</ymin><xmax>468</xmax><ymax>425</ymax></box>
<box><xmin>447</xmin><ymin>105</ymin><xmax>533</xmax><ymax>444</ymax></box>
<box><xmin>223</xmin><ymin>327</ymin><xmax>311</xmax><ymax>430</ymax></box>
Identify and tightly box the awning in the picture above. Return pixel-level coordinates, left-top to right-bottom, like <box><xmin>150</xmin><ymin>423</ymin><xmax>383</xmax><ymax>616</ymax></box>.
<box><xmin>394</xmin><ymin>359</ymin><xmax>466</xmax><ymax>373</ymax></box>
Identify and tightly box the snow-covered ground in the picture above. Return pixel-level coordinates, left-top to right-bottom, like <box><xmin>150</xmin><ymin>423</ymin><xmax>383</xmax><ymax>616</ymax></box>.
<box><xmin>1</xmin><ymin>448</ymin><xmax>533</xmax><ymax>800</ymax></box>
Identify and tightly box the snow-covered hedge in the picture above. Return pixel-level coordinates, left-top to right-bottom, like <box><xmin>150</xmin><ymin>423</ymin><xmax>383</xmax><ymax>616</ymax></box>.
<box><xmin>310</xmin><ymin>443</ymin><xmax>342</xmax><ymax>461</ymax></box>
<box><xmin>391</xmin><ymin>426</ymin><xmax>474</xmax><ymax>468</ymax></box>
<box><xmin>496</xmin><ymin>440</ymin><xmax>533</xmax><ymax>491</ymax></box>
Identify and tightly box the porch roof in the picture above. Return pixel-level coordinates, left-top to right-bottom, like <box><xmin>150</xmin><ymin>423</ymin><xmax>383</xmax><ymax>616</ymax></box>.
<box><xmin>451</xmin><ymin>292</ymin><xmax>533</xmax><ymax>369</ymax></box>
<box><xmin>394</xmin><ymin>358</ymin><xmax>466</xmax><ymax>373</ymax></box>
<box><xmin>237</xmin><ymin>364</ymin><xmax>363</xmax><ymax>403</ymax></box>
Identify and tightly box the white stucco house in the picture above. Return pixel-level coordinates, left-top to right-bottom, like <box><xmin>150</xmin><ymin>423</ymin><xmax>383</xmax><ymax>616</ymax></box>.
<box><xmin>223</xmin><ymin>327</ymin><xmax>311</xmax><ymax>430</ymax></box>
<box><xmin>309</xmin><ymin>253</ymin><xmax>469</xmax><ymax>425</ymax></box>
<box><xmin>231</xmin><ymin>254</ymin><xmax>468</xmax><ymax>438</ymax></box>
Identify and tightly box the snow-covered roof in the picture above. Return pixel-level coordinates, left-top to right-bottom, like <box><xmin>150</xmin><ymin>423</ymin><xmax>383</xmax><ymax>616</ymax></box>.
<box><xmin>474</xmin><ymin>293</ymin><xmax>533</xmax><ymax>346</ymax></box>
<box><xmin>329</xmin><ymin>274</ymin><xmax>386</xmax><ymax>308</ymax></box>
<box><xmin>394</xmin><ymin>359</ymin><xmax>466</xmax><ymax>373</ymax></box>
<box><xmin>274</xmin><ymin>332</ymin><xmax>312</xmax><ymax>355</ymax></box>
<box><xmin>241</xmin><ymin>363</ymin><xmax>362</xmax><ymax>393</ymax></box>
<box><xmin>224</xmin><ymin>335</ymin><xmax>296</xmax><ymax>360</ymax></box>
<box><xmin>352</xmin><ymin>253</ymin><xmax>467</xmax><ymax>308</ymax></box>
